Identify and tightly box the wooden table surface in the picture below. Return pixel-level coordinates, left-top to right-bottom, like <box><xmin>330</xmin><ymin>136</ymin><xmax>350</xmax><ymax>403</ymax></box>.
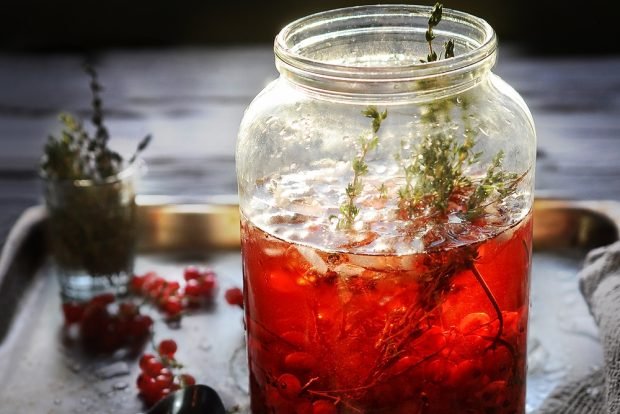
<box><xmin>1</xmin><ymin>46</ymin><xmax>619</xmax><ymax>248</ymax></box>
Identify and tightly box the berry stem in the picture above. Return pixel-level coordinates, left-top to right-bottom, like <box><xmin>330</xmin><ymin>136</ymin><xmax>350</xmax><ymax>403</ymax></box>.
<box><xmin>469</xmin><ymin>262</ymin><xmax>504</xmax><ymax>347</ymax></box>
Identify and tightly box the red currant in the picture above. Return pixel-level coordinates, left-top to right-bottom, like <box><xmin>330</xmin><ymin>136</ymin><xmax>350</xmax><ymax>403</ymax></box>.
<box><xmin>119</xmin><ymin>302</ymin><xmax>137</xmax><ymax>318</ymax></box>
<box><xmin>183</xmin><ymin>266</ymin><xmax>201</xmax><ymax>281</ymax></box>
<box><xmin>224</xmin><ymin>287</ymin><xmax>244</xmax><ymax>308</ymax></box>
<box><xmin>144</xmin><ymin>359</ymin><xmax>165</xmax><ymax>378</ymax></box>
<box><xmin>131</xmin><ymin>274</ymin><xmax>147</xmax><ymax>292</ymax></box>
<box><xmin>200</xmin><ymin>274</ymin><xmax>217</xmax><ymax>297</ymax></box>
<box><xmin>276</xmin><ymin>373</ymin><xmax>301</xmax><ymax>399</ymax></box>
<box><xmin>312</xmin><ymin>400</ymin><xmax>337</xmax><ymax>414</ymax></box>
<box><xmin>161</xmin><ymin>281</ymin><xmax>181</xmax><ymax>299</ymax></box>
<box><xmin>154</xmin><ymin>373</ymin><xmax>174</xmax><ymax>389</ymax></box>
<box><xmin>178</xmin><ymin>373</ymin><xmax>196</xmax><ymax>386</ymax></box>
<box><xmin>158</xmin><ymin>339</ymin><xmax>178</xmax><ymax>357</ymax></box>
<box><xmin>184</xmin><ymin>279</ymin><xmax>202</xmax><ymax>297</ymax></box>
<box><xmin>163</xmin><ymin>295</ymin><xmax>184</xmax><ymax>318</ymax></box>
<box><xmin>139</xmin><ymin>354</ymin><xmax>157</xmax><ymax>371</ymax></box>
<box><xmin>62</xmin><ymin>302</ymin><xmax>84</xmax><ymax>324</ymax></box>
<box><xmin>130</xmin><ymin>314</ymin><xmax>153</xmax><ymax>338</ymax></box>
<box><xmin>137</xmin><ymin>373</ymin><xmax>158</xmax><ymax>395</ymax></box>
<box><xmin>284</xmin><ymin>352</ymin><xmax>317</xmax><ymax>371</ymax></box>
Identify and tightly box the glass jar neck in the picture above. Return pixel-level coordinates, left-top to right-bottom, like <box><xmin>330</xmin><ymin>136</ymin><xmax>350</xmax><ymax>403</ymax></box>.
<box><xmin>274</xmin><ymin>5</ymin><xmax>497</xmax><ymax>102</ymax></box>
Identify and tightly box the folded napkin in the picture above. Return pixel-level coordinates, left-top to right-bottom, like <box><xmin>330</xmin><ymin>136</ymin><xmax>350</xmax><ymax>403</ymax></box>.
<box><xmin>537</xmin><ymin>241</ymin><xmax>620</xmax><ymax>414</ymax></box>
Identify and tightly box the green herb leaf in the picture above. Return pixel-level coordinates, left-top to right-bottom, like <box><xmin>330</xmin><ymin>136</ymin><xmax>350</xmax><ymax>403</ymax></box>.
<box><xmin>337</xmin><ymin>106</ymin><xmax>387</xmax><ymax>230</ymax></box>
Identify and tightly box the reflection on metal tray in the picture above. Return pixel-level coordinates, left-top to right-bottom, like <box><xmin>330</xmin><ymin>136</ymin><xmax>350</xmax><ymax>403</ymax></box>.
<box><xmin>0</xmin><ymin>197</ymin><xmax>617</xmax><ymax>414</ymax></box>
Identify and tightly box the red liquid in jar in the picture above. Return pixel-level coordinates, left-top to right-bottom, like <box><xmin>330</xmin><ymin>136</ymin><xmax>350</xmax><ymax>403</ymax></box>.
<box><xmin>242</xmin><ymin>213</ymin><xmax>531</xmax><ymax>414</ymax></box>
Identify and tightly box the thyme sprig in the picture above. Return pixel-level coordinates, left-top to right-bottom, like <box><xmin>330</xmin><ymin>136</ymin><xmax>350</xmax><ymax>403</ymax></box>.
<box><xmin>41</xmin><ymin>64</ymin><xmax>151</xmax><ymax>181</ymax></box>
<box><xmin>398</xmin><ymin>131</ymin><xmax>480</xmax><ymax>217</ymax></box>
<box><xmin>337</xmin><ymin>106</ymin><xmax>387</xmax><ymax>229</ymax></box>
<box><xmin>421</xmin><ymin>3</ymin><xmax>456</xmax><ymax>62</ymax></box>
<box><xmin>465</xmin><ymin>151</ymin><xmax>523</xmax><ymax>219</ymax></box>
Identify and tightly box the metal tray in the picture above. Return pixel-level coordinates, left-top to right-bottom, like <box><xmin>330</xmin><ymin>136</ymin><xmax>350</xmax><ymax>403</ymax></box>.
<box><xmin>0</xmin><ymin>197</ymin><xmax>617</xmax><ymax>414</ymax></box>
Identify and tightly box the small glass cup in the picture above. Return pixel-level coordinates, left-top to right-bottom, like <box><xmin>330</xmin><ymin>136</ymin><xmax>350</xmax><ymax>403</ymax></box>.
<box><xmin>43</xmin><ymin>163</ymin><xmax>139</xmax><ymax>302</ymax></box>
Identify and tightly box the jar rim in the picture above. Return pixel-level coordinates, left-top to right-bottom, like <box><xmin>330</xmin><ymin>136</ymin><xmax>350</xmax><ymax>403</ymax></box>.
<box><xmin>274</xmin><ymin>4</ymin><xmax>497</xmax><ymax>92</ymax></box>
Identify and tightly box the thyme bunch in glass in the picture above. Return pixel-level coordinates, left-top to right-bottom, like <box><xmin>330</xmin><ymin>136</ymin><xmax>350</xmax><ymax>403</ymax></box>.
<box><xmin>336</xmin><ymin>106</ymin><xmax>387</xmax><ymax>230</ymax></box>
<box><xmin>42</xmin><ymin>64</ymin><xmax>151</xmax><ymax>281</ymax></box>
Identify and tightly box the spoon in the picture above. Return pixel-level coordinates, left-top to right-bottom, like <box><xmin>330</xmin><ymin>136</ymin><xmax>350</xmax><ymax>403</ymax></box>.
<box><xmin>145</xmin><ymin>384</ymin><xmax>227</xmax><ymax>414</ymax></box>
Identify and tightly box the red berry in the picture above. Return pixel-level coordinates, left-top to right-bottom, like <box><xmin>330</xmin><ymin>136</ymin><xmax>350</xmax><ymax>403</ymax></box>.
<box><xmin>284</xmin><ymin>352</ymin><xmax>317</xmax><ymax>371</ymax></box>
<box><xmin>158</xmin><ymin>367</ymin><xmax>173</xmax><ymax>379</ymax></box>
<box><xmin>119</xmin><ymin>302</ymin><xmax>137</xmax><ymax>317</ymax></box>
<box><xmin>90</xmin><ymin>293</ymin><xmax>116</xmax><ymax>306</ymax></box>
<box><xmin>276</xmin><ymin>373</ymin><xmax>301</xmax><ymax>399</ymax></box>
<box><xmin>178</xmin><ymin>373</ymin><xmax>196</xmax><ymax>386</ymax></box>
<box><xmin>161</xmin><ymin>281</ymin><xmax>181</xmax><ymax>300</ymax></box>
<box><xmin>144</xmin><ymin>277</ymin><xmax>166</xmax><ymax>298</ymax></box>
<box><xmin>62</xmin><ymin>302</ymin><xmax>84</xmax><ymax>324</ymax></box>
<box><xmin>139</xmin><ymin>354</ymin><xmax>157</xmax><ymax>371</ymax></box>
<box><xmin>155</xmin><ymin>373</ymin><xmax>174</xmax><ymax>389</ymax></box>
<box><xmin>312</xmin><ymin>400</ymin><xmax>336</xmax><ymax>414</ymax></box>
<box><xmin>459</xmin><ymin>312</ymin><xmax>491</xmax><ymax>335</ymax></box>
<box><xmin>184</xmin><ymin>279</ymin><xmax>202</xmax><ymax>297</ymax></box>
<box><xmin>144</xmin><ymin>359</ymin><xmax>165</xmax><ymax>378</ymax></box>
<box><xmin>163</xmin><ymin>296</ymin><xmax>184</xmax><ymax>318</ymax></box>
<box><xmin>225</xmin><ymin>287</ymin><xmax>244</xmax><ymax>308</ymax></box>
<box><xmin>80</xmin><ymin>302</ymin><xmax>110</xmax><ymax>343</ymax></box>
<box><xmin>158</xmin><ymin>339</ymin><xmax>177</xmax><ymax>357</ymax></box>
<box><xmin>137</xmin><ymin>373</ymin><xmax>157</xmax><ymax>394</ymax></box>
<box><xmin>131</xmin><ymin>274</ymin><xmax>147</xmax><ymax>292</ymax></box>
<box><xmin>138</xmin><ymin>272</ymin><xmax>158</xmax><ymax>292</ymax></box>
<box><xmin>184</xmin><ymin>266</ymin><xmax>201</xmax><ymax>281</ymax></box>
<box><xmin>130</xmin><ymin>314</ymin><xmax>153</xmax><ymax>338</ymax></box>
<box><xmin>295</xmin><ymin>401</ymin><xmax>313</xmax><ymax>414</ymax></box>
<box><xmin>200</xmin><ymin>274</ymin><xmax>217</xmax><ymax>297</ymax></box>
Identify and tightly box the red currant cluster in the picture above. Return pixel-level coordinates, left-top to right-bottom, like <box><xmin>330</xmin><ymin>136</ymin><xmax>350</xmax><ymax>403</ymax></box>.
<box><xmin>136</xmin><ymin>339</ymin><xmax>196</xmax><ymax>407</ymax></box>
<box><xmin>130</xmin><ymin>266</ymin><xmax>217</xmax><ymax>320</ymax></box>
<box><xmin>224</xmin><ymin>287</ymin><xmax>244</xmax><ymax>308</ymax></box>
<box><xmin>62</xmin><ymin>294</ymin><xmax>153</xmax><ymax>353</ymax></box>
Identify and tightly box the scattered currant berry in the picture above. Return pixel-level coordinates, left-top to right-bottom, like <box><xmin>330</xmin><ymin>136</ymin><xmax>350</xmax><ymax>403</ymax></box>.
<box><xmin>184</xmin><ymin>279</ymin><xmax>202</xmax><ymax>297</ymax></box>
<box><xmin>68</xmin><ymin>294</ymin><xmax>152</xmax><ymax>353</ymax></box>
<box><xmin>130</xmin><ymin>267</ymin><xmax>219</xmax><ymax>320</ymax></box>
<box><xmin>162</xmin><ymin>295</ymin><xmax>184</xmax><ymax>319</ymax></box>
<box><xmin>137</xmin><ymin>339</ymin><xmax>196</xmax><ymax>407</ymax></box>
<box><xmin>183</xmin><ymin>266</ymin><xmax>201</xmax><ymax>281</ymax></box>
<box><xmin>225</xmin><ymin>287</ymin><xmax>244</xmax><ymax>308</ymax></box>
<box><xmin>158</xmin><ymin>339</ymin><xmax>178</xmax><ymax>357</ymax></box>
<box><xmin>62</xmin><ymin>302</ymin><xmax>85</xmax><ymax>324</ymax></box>
<box><xmin>139</xmin><ymin>354</ymin><xmax>158</xmax><ymax>371</ymax></box>
<box><xmin>144</xmin><ymin>359</ymin><xmax>165</xmax><ymax>378</ymax></box>
<box><xmin>178</xmin><ymin>373</ymin><xmax>196</xmax><ymax>386</ymax></box>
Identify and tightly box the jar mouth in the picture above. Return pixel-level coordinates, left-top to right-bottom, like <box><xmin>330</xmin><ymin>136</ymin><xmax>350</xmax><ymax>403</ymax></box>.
<box><xmin>274</xmin><ymin>5</ymin><xmax>497</xmax><ymax>97</ymax></box>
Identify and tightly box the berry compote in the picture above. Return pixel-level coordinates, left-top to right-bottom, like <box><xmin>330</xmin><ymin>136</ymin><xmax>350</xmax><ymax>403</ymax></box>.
<box><xmin>242</xmin><ymin>208</ymin><xmax>531</xmax><ymax>413</ymax></box>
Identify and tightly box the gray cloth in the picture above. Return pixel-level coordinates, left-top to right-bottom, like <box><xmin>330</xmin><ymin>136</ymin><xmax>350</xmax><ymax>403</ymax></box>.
<box><xmin>537</xmin><ymin>241</ymin><xmax>620</xmax><ymax>414</ymax></box>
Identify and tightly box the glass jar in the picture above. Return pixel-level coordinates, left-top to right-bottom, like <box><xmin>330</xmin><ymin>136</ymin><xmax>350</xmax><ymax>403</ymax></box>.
<box><xmin>44</xmin><ymin>163</ymin><xmax>138</xmax><ymax>302</ymax></box>
<box><xmin>236</xmin><ymin>5</ymin><xmax>535</xmax><ymax>413</ymax></box>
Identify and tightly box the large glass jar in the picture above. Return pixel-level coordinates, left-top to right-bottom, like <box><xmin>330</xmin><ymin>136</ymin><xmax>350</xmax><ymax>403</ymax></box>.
<box><xmin>236</xmin><ymin>5</ymin><xmax>535</xmax><ymax>413</ymax></box>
